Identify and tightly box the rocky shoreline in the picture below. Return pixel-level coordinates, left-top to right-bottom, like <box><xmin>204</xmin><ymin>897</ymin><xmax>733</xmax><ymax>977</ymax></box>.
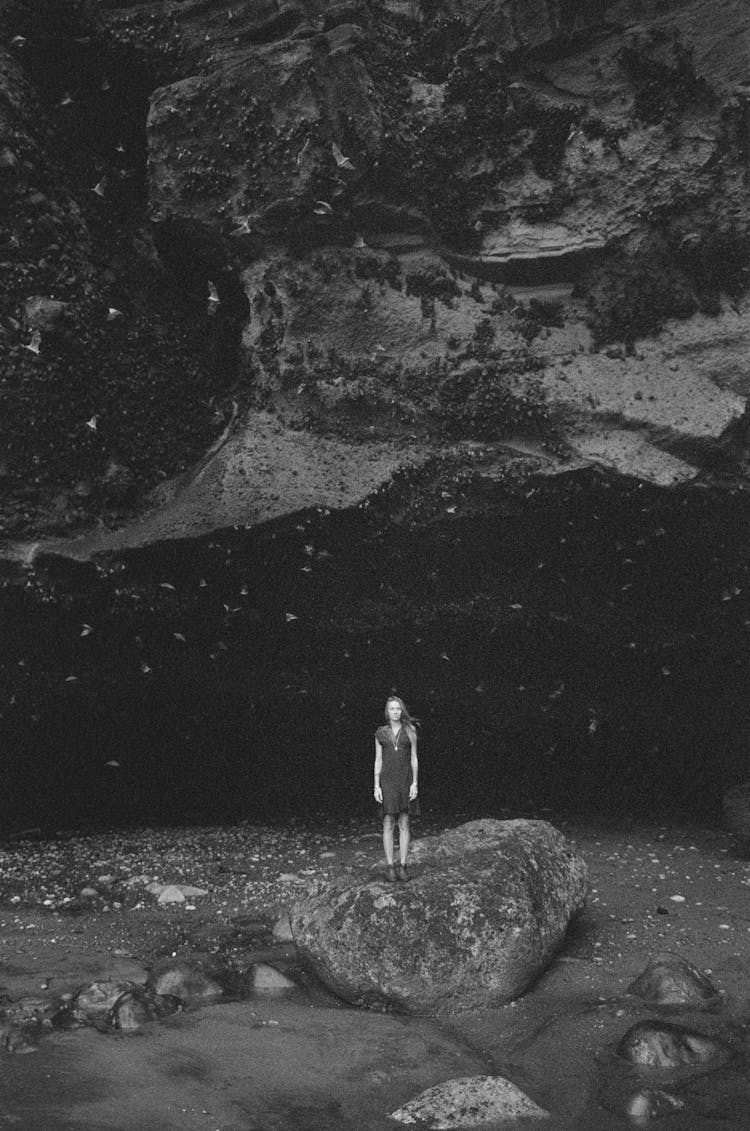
<box><xmin>2</xmin><ymin>813</ymin><xmax>750</xmax><ymax>1127</ymax></box>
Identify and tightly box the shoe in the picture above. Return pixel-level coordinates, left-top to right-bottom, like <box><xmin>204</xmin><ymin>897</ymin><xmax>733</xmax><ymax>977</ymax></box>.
<box><xmin>397</xmin><ymin>864</ymin><xmax>409</xmax><ymax>882</ymax></box>
<box><xmin>387</xmin><ymin>865</ymin><xmax>397</xmax><ymax>882</ymax></box>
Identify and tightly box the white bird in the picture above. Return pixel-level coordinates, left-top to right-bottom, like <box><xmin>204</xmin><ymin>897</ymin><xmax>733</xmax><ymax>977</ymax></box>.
<box><xmin>23</xmin><ymin>330</ymin><xmax>41</xmax><ymax>354</ymax></box>
<box><xmin>10</xmin><ymin>35</ymin><xmax>26</xmax><ymax>47</ymax></box>
<box><xmin>80</xmin><ymin>624</ymin><xmax>93</xmax><ymax>637</ymax></box>
<box><xmin>107</xmin><ymin>307</ymin><xmax>124</xmax><ymax>320</ymax></box>
<box><xmin>92</xmin><ymin>176</ymin><xmax>108</xmax><ymax>197</ymax></box>
<box><xmin>332</xmin><ymin>142</ymin><xmax>354</xmax><ymax>171</ymax></box>
<box><xmin>285</xmin><ymin>612</ymin><xmax>298</xmax><ymax>622</ymax></box>
<box><xmin>296</xmin><ymin>137</ymin><xmax>311</xmax><ymax>166</ymax></box>
<box><xmin>59</xmin><ymin>93</ymin><xmax>74</xmax><ymax>107</ymax></box>
<box><xmin>115</xmin><ymin>141</ymin><xmax>125</xmax><ymax>153</ymax></box>
<box><xmin>353</xmin><ymin>234</ymin><xmax>367</xmax><ymax>248</ymax></box>
<box><xmin>230</xmin><ymin>217</ymin><xmax>253</xmax><ymax>236</ymax></box>
<box><xmin>313</xmin><ymin>200</ymin><xmax>333</xmax><ymax>216</ymax></box>
<box><xmin>85</xmin><ymin>415</ymin><xmax>98</xmax><ymax>431</ymax></box>
<box><xmin>208</xmin><ymin>281</ymin><xmax>220</xmax><ymax>304</ymax></box>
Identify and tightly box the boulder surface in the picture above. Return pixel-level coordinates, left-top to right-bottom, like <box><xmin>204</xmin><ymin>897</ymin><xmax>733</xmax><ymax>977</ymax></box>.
<box><xmin>291</xmin><ymin>818</ymin><xmax>588</xmax><ymax>1011</ymax></box>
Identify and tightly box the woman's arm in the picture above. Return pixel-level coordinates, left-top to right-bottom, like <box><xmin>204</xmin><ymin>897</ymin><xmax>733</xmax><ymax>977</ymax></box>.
<box><xmin>409</xmin><ymin>732</ymin><xmax>418</xmax><ymax>799</ymax></box>
<box><xmin>374</xmin><ymin>739</ymin><xmax>383</xmax><ymax>803</ymax></box>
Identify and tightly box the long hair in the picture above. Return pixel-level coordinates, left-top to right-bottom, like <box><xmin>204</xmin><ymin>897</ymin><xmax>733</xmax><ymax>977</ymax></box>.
<box><xmin>384</xmin><ymin>696</ymin><xmax>420</xmax><ymax>740</ymax></box>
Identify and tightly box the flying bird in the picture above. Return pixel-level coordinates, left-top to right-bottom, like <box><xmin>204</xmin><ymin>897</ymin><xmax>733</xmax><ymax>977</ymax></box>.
<box><xmin>332</xmin><ymin>142</ymin><xmax>354</xmax><ymax>170</ymax></box>
<box><xmin>230</xmin><ymin>217</ymin><xmax>253</xmax><ymax>236</ymax></box>
<box><xmin>107</xmin><ymin>307</ymin><xmax>124</xmax><ymax>320</ymax></box>
<box><xmin>59</xmin><ymin>93</ymin><xmax>74</xmax><ymax>107</ymax></box>
<box><xmin>10</xmin><ymin>35</ymin><xmax>26</xmax><ymax>47</ymax></box>
<box><xmin>313</xmin><ymin>200</ymin><xmax>333</xmax><ymax>216</ymax></box>
<box><xmin>92</xmin><ymin>176</ymin><xmax>108</xmax><ymax>197</ymax></box>
<box><xmin>353</xmin><ymin>234</ymin><xmax>367</xmax><ymax>248</ymax></box>
<box><xmin>208</xmin><ymin>280</ymin><xmax>220</xmax><ymax>304</ymax></box>
<box><xmin>85</xmin><ymin>415</ymin><xmax>98</xmax><ymax>431</ymax></box>
<box><xmin>23</xmin><ymin>330</ymin><xmax>41</xmax><ymax>354</ymax></box>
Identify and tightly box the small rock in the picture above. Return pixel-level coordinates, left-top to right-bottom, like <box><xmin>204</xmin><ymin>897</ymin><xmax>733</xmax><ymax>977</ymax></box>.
<box><xmin>72</xmin><ymin>981</ymin><xmax>140</xmax><ymax>1026</ymax></box>
<box><xmin>389</xmin><ymin>1075</ymin><xmax>549</xmax><ymax>1127</ymax></box>
<box><xmin>628</xmin><ymin>952</ymin><xmax>720</xmax><ymax>1009</ymax></box>
<box><xmin>252</xmin><ymin>963</ymin><xmax>296</xmax><ymax>993</ymax></box>
<box><xmin>111</xmin><ymin>988</ymin><xmax>181</xmax><ymax>1031</ymax></box>
<box><xmin>617</xmin><ymin>1020</ymin><xmax>729</xmax><ymax>1068</ymax></box>
<box><xmin>625</xmin><ymin>1088</ymin><xmax>684</xmax><ymax>1127</ymax></box>
<box><xmin>23</xmin><ymin>295</ymin><xmax>68</xmax><ymax>332</ymax></box>
<box><xmin>272</xmin><ymin>912</ymin><xmax>294</xmax><ymax>942</ymax></box>
<box><xmin>146</xmin><ymin>960</ymin><xmax>223</xmax><ymax>1003</ymax></box>
<box><xmin>156</xmin><ymin>885</ymin><xmax>186</xmax><ymax>904</ymax></box>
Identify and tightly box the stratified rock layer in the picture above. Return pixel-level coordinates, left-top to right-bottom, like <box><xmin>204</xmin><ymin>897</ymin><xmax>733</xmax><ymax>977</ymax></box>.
<box><xmin>290</xmin><ymin>818</ymin><xmax>588</xmax><ymax>1011</ymax></box>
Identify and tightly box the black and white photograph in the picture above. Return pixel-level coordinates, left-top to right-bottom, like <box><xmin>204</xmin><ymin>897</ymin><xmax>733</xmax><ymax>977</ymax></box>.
<box><xmin>1</xmin><ymin>0</ymin><xmax>750</xmax><ymax>1126</ymax></box>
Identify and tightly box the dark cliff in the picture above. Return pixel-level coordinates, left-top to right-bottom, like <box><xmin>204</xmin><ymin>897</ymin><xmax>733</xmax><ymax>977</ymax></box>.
<box><xmin>1</xmin><ymin>0</ymin><xmax>750</xmax><ymax>829</ymax></box>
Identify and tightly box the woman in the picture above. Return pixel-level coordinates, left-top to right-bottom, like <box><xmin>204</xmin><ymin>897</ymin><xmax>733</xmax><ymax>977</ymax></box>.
<box><xmin>373</xmin><ymin>696</ymin><xmax>419</xmax><ymax>881</ymax></box>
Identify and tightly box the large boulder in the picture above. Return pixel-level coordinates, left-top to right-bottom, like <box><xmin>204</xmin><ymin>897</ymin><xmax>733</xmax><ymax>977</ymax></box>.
<box><xmin>290</xmin><ymin>818</ymin><xmax>588</xmax><ymax>1012</ymax></box>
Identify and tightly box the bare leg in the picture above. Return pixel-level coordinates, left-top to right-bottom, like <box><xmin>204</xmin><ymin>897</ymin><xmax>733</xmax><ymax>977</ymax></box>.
<box><xmin>382</xmin><ymin>815</ymin><xmax>395</xmax><ymax>865</ymax></box>
<box><xmin>398</xmin><ymin>813</ymin><xmax>410</xmax><ymax>865</ymax></box>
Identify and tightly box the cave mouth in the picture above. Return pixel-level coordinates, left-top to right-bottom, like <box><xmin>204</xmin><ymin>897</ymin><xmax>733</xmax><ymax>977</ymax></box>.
<box><xmin>1</xmin><ymin>471</ymin><xmax>749</xmax><ymax>836</ymax></box>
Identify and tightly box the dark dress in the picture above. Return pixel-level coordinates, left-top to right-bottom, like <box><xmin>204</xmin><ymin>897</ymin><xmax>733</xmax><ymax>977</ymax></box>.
<box><xmin>376</xmin><ymin>725</ymin><xmax>420</xmax><ymax>816</ymax></box>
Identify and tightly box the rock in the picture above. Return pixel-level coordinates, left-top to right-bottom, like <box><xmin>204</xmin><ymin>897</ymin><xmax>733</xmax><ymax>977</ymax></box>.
<box><xmin>101</xmin><ymin>459</ymin><xmax>136</xmax><ymax>503</ymax></box>
<box><xmin>617</xmin><ymin>1020</ymin><xmax>730</xmax><ymax>1068</ymax></box>
<box><xmin>389</xmin><ymin>1074</ymin><xmax>549</xmax><ymax>1127</ymax></box>
<box><xmin>23</xmin><ymin>296</ymin><xmax>68</xmax><ymax>332</ymax></box>
<box><xmin>627</xmin><ymin>952</ymin><xmax>720</xmax><ymax>1010</ymax></box>
<box><xmin>272</xmin><ymin>912</ymin><xmax>294</xmax><ymax>942</ymax></box>
<box><xmin>146</xmin><ymin>960</ymin><xmax>223</xmax><ymax>1004</ymax></box>
<box><xmin>156</xmin><ymin>884</ymin><xmax>186</xmax><ymax>904</ymax></box>
<box><xmin>291</xmin><ymin>819</ymin><xmax>588</xmax><ymax>1011</ymax></box>
<box><xmin>251</xmin><ymin>963</ymin><xmax>296</xmax><ymax>993</ymax></box>
<box><xmin>111</xmin><ymin>987</ymin><xmax>181</xmax><ymax>1031</ymax></box>
<box><xmin>0</xmin><ymin>1023</ymin><xmax>38</xmax><ymax>1054</ymax></box>
<box><xmin>599</xmin><ymin>1079</ymin><xmax>686</xmax><ymax>1125</ymax></box>
<box><xmin>623</xmin><ymin>1089</ymin><xmax>684</xmax><ymax>1127</ymax></box>
<box><xmin>72</xmin><ymin>981</ymin><xmax>141</xmax><ymax>1026</ymax></box>
<box><xmin>145</xmin><ymin>32</ymin><xmax>383</xmax><ymax>230</ymax></box>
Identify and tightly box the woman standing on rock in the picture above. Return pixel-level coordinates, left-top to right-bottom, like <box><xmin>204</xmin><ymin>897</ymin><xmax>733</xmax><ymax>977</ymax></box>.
<box><xmin>374</xmin><ymin>696</ymin><xmax>419</xmax><ymax>882</ymax></box>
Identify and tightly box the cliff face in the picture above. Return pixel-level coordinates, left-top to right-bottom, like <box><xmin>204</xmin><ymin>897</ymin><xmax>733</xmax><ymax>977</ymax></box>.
<box><xmin>2</xmin><ymin>2</ymin><xmax>750</xmax><ymax>829</ymax></box>
<box><xmin>1</xmin><ymin>0</ymin><xmax>749</xmax><ymax>540</ymax></box>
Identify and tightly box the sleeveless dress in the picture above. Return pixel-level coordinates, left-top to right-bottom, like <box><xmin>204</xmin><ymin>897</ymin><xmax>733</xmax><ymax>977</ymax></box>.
<box><xmin>376</xmin><ymin>724</ymin><xmax>420</xmax><ymax>816</ymax></box>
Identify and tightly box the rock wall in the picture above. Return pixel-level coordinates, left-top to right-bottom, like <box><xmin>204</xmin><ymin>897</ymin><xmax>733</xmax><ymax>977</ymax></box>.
<box><xmin>1</xmin><ymin>0</ymin><xmax>750</xmax><ymax>539</ymax></box>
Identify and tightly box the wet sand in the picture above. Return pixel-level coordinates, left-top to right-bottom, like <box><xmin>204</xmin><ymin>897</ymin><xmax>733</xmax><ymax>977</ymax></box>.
<box><xmin>1</xmin><ymin>815</ymin><xmax>748</xmax><ymax>1129</ymax></box>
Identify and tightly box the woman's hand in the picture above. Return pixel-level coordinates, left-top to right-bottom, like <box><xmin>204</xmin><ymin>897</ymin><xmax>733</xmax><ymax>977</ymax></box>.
<box><xmin>409</xmin><ymin>783</ymin><xmax>418</xmax><ymax>801</ymax></box>
<box><xmin>374</xmin><ymin>786</ymin><xmax>383</xmax><ymax>803</ymax></box>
